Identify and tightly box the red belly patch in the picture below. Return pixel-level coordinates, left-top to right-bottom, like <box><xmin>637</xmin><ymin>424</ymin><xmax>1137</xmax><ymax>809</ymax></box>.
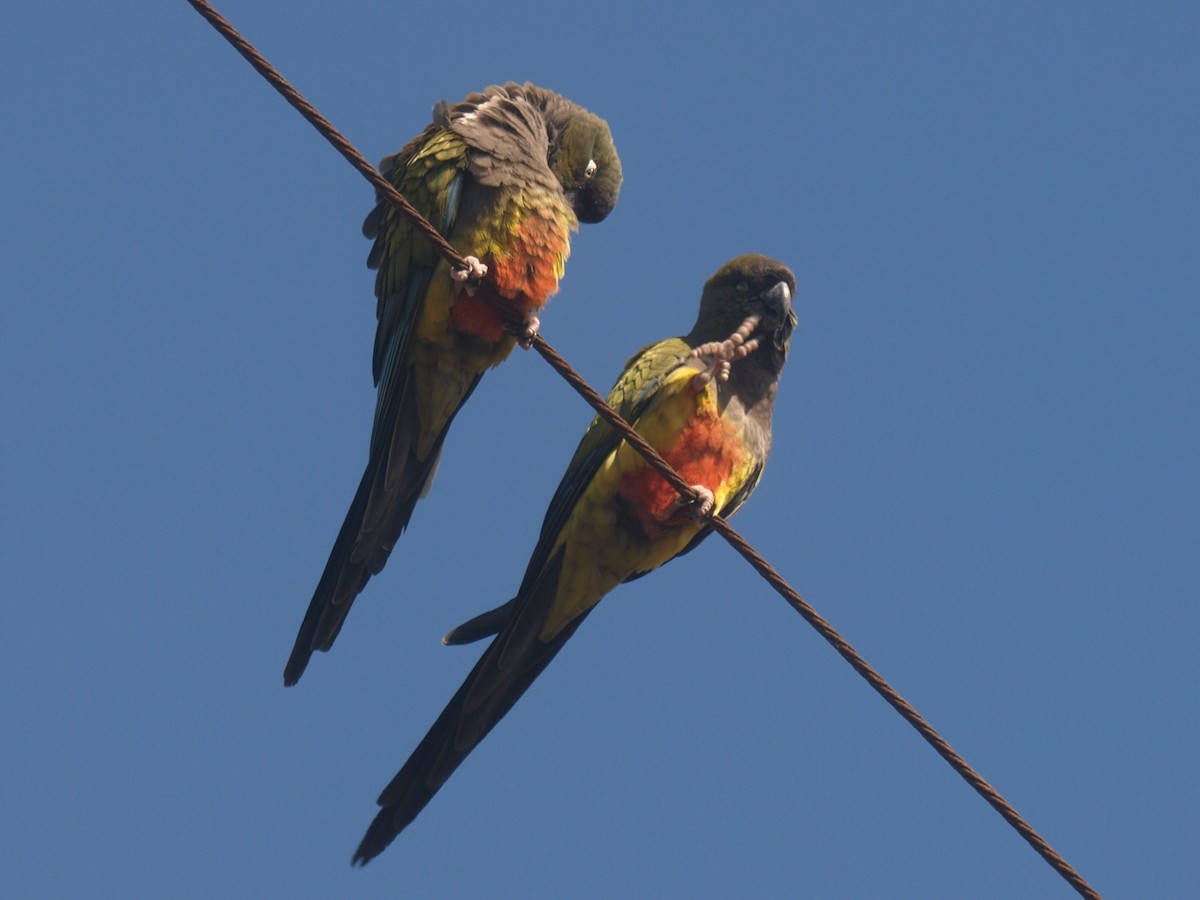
<box><xmin>450</xmin><ymin>211</ymin><xmax>569</xmax><ymax>344</ymax></box>
<box><xmin>448</xmin><ymin>293</ymin><xmax>507</xmax><ymax>343</ymax></box>
<box><xmin>619</xmin><ymin>411</ymin><xmax>744</xmax><ymax>533</ymax></box>
<box><xmin>491</xmin><ymin>212</ymin><xmax>568</xmax><ymax>305</ymax></box>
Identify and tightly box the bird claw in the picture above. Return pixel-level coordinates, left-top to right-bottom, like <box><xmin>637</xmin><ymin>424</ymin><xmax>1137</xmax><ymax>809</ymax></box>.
<box><xmin>691</xmin><ymin>359</ymin><xmax>733</xmax><ymax>389</ymax></box>
<box><xmin>690</xmin><ymin>314</ymin><xmax>763</xmax><ymax>390</ymax></box>
<box><xmin>658</xmin><ymin>485</ymin><xmax>715</xmax><ymax>522</ymax></box>
<box><xmin>516</xmin><ymin>313</ymin><xmax>540</xmax><ymax>349</ymax></box>
<box><xmin>450</xmin><ymin>256</ymin><xmax>489</xmax><ymax>295</ymax></box>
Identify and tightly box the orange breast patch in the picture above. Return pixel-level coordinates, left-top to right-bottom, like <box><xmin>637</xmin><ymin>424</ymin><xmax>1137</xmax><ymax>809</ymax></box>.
<box><xmin>491</xmin><ymin>212</ymin><xmax>568</xmax><ymax>307</ymax></box>
<box><xmin>619</xmin><ymin>410</ymin><xmax>744</xmax><ymax>534</ymax></box>
<box><xmin>450</xmin><ymin>211</ymin><xmax>569</xmax><ymax>344</ymax></box>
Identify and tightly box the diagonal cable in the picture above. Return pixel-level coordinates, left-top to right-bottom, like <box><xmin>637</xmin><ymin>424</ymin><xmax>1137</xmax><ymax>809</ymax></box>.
<box><xmin>531</xmin><ymin>339</ymin><xmax>1101</xmax><ymax>897</ymax></box>
<box><xmin>184</xmin><ymin>3</ymin><xmax>1101</xmax><ymax>897</ymax></box>
<box><xmin>184</xmin><ymin>0</ymin><xmax>466</xmax><ymax>271</ymax></box>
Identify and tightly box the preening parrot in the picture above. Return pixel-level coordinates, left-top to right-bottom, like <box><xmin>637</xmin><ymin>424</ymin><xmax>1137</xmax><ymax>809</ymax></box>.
<box><xmin>284</xmin><ymin>84</ymin><xmax>621</xmax><ymax>686</ymax></box>
<box><xmin>352</xmin><ymin>253</ymin><xmax>797</xmax><ymax>864</ymax></box>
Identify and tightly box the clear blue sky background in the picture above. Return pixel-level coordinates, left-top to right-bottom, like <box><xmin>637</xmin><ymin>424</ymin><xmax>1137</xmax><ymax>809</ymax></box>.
<box><xmin>3</xmin><ymin>2</ymin><xmax>1196</xmax><ymax>897</ymax></box>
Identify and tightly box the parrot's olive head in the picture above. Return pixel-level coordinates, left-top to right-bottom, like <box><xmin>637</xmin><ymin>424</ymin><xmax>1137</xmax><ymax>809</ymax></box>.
<box><xmin>551</xmin><ymin>111</ymin><xmax>622</xmax><ymax>224</ymax></box>
<box><xmin>698</xmin><ymin>254</ymin><xmax>797</xmax><ymax>361</ymax></box>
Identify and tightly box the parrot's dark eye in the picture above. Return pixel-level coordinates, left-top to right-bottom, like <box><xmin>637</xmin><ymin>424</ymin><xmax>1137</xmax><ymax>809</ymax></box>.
<box><xmin>735</xmin><ymin>282</ymin><xmax>749</xmax><ymax>293</ymax></box>
<box><xmin>584</xmin><ymin>159</ymin><xmax>597</xmax><ymax>180</ymax></box>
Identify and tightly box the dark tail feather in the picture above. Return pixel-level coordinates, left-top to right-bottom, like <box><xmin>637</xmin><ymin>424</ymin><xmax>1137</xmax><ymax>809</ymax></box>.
<box><xmin>285</xmin><ymin>460</ymin><xmax>384</xmax><ymax>686</ymax></box>
<box><xmin>284</xmin><ymin>369</ymin><xmax>482</xmax><ymax>686</ymax></box>
<box><xmin>283</xmin><ymin>451</ymin><xmax>426</xmax><ymax>687</ymax></box>
<box><xmin>441</xmin><ymin>598</ymin><xmax>517</xmax><ymax>646</ymax></box>
<box><xmin>353</xmin><ymin>551</ymin><xmax>585</xmax><ymax>864</ymax></box>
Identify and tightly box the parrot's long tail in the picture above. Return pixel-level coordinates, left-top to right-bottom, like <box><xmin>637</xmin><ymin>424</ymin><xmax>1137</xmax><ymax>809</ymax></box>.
<box><xmin>283</xmin><ymin>396</ymin><xmax>449</xmax><ymax>686</ymax></box>
<box><xmin>353</xmin><ymin>550</ymin><xmax>588</xmax><ymax>864</ymax></box>
<box><xmin>283</xmin><ymin>363</ymin><xmax>485</xmax><ymax>686</ymax></box>
<box><xmin>283</xmin><ymin>451</ymin><xmax>416</xmax><ymax>686</ymax></box>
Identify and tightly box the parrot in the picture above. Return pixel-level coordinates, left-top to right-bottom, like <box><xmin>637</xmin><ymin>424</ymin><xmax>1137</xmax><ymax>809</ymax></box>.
<box><xmin>351</xmin><ymin>253</ymin><xmax>797</xmax><ymax>864</ymax></box>
<box><xmin>284</xmin><ymin>83</ymin><xmax>622</xmax><ymax>687</ymax></box>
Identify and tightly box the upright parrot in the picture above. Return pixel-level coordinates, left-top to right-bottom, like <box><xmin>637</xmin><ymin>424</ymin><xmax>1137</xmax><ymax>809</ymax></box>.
<box><xmin>284</xmin><ymin>83</ymin><xmax>621</xmax><ymax>686</ymax></box>
<box><xmin>351</xmin><ymin>253</ymin><xmax>797</xmax><ymax>864</ymax></box>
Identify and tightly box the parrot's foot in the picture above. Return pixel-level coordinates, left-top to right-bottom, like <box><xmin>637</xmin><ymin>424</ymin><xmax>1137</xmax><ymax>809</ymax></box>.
<box><xmin>450</xmin><ymin>256</ymin><xmax>489</xmax><ymax>295</ymax></box>
<box><xmin>658</xmin><ymin>485</ymin><xmax>715</xmax><ymax>521</ymax></box>
<box><xmin>515</xmin><ymin>312</ymin><xmax>541</xmax><ymax>349</ymax></box>
<box><xmin>690</xmin><ymin>314</ymin><xmax>763</xmax><ymax>389</ymax></box>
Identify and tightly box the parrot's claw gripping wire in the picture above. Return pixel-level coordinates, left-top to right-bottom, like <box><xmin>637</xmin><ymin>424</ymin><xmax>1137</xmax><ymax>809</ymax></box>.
<box><xmin>516</xmin><ymin>313</ymin><xmax>541</xmax><ymax>349</ymax></box>
<box><xmin>657</xmin><ymin>484</ymin><xmax>716</xmax><ymax>522</ymax></box>
<box><xmin>450</xmin><ymin>256</ymin><xmax>489</xmax><ymax>295</ymax></box>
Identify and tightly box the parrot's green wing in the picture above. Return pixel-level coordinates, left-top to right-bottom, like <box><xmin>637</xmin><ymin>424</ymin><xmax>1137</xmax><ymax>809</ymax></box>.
<box><xmin>530</xmin><ymin>338</ymin><xmax>693</xmax><ymax>557</ymax></box>
<box><xmin>363</xmin><ymin>126</ymin><xmax>468</xmax><ymax>450</ymax></box>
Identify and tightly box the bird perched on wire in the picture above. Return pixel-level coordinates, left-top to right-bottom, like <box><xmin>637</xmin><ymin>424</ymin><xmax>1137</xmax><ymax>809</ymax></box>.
<box><xmin>284</xmin><ymin>83</ymin><xmax>622</xmax><ymax>686</ymax></box>
<box><xmin>351</xmin><ymin>253</ymin><xmax>797</xmax><ymax>864</ymax></box>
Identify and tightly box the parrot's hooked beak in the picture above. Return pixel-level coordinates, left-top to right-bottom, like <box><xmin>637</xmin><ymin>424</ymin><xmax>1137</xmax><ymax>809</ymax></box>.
<box><xmin>760</xmin><ymin>280</ymin><xmax>797</xmax><ymax>352</ymax></box>
<box><xmin>761</xmin><ymin>280</ymin><xmax>792</xmax><ymax>319</ymax></box>
<box><xmin>567</xmin><ymin>188</ymin><xmax>614</xmax><ymax>224</ymax></box>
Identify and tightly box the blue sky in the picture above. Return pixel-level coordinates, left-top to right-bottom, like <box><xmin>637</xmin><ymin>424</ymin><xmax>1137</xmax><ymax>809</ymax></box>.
<box><xmin>3</xmin><ymin>2</ymin><xmax>1196</xmax><ymax>897</ymax></box>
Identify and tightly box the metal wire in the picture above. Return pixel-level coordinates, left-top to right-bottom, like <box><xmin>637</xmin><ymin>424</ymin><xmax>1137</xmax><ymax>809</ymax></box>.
<box><xmin>185</xmin><ymin>3</ymin><xmax>1101</xmax><ymax>896</ymax></box>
